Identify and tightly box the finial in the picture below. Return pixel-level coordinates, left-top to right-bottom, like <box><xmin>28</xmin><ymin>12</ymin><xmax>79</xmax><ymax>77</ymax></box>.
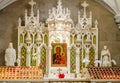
<box><xmin>95</xmin><ymin>20</ymin><xmax>98</xmax><ymax>28</ymax></box>
<box><xmin>29</xmin><ymin>0</ymin><xmax>36</xmax><ymax>8</ymax></box>
<box><xmin>37</xmin><ymin>9</ymin><xmax>39</xmax><ymax>22</ymax></box>
<box><xmin>95</xmin><ymin>20</ymin><xmax>98</xmax><ymax>24</ymax></box>
<box><xmin>25</xmin><ymin>9</ymin><xmax>28</xmax><ymax>26</ymax></box>
<box><xmin>58</xmin><ymin>0</ymin><xmax>62</xmax><ymax>6</ymax></box>
<box><xmin>81</xmin><ymin>1</ymin><xmax>88</xmax><ymax>18</ymax></box>
<box><xmin>29</xmin><ymin>0</ymin><xmax>36</xmax><ymax>16</ymax></box>
<box><xmin>81</xmin><ymin>1</ymin><xmax>88</xmax><ymax>8</ymax></box>
<box><xmin>25</xmin><ymin>9</ymin><xmax>28</xmax><ymax>17</ymax></box>
<box><xmin>18</xmin><ymin>17</ymin><xmax>21</xmax><ymax>27</ymax></box>
<box><xmin>57</xmin><ymin>0</ymin><xmax>62</xmax><ymax>11</ymax></box>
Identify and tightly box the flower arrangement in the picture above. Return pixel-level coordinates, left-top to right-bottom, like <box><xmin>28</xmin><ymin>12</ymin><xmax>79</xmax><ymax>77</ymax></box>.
<box><xmin>72</xmin><ymin>63</ymin><xmax>76</xmax><ymax>73</ymax></box>
<box><xmin>39</xmin><ymin>62</ymin><xmax>46</xmax><ymax>69</ymax></box>
<box><xmin>72</xmin><ymin>63</ymin><xmax>76</xmax><ymax>68</ymax></box>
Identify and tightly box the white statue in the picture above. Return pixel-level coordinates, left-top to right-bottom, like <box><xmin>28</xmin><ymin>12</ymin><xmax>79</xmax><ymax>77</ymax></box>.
<box><xmin>100</xmin><ymin>45</ymin><xmax>111</xmax><ymax>67</ymax></box>
<box><xmin>5</xmin><ymin>42</ymin><xmax>16</xmax><ymax>66</ymax></box>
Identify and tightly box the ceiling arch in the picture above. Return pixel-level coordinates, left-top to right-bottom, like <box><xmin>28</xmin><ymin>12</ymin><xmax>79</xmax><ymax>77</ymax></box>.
<box><xmin>0</xmin><ymin>0</ymin><xmax>17</xmax><ymax>10</ymax></box>
<box><xmin>104</xmin><ymin>0</ymin><xmax>120</xmax><ymax>15</ymax></box>
<box><xmin>97</xmin><ymin>0</ymin><xmax>120</xmax><ymax>15</ymax></box>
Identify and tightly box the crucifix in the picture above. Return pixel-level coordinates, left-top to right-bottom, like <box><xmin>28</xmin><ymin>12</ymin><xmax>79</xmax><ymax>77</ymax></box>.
<box><xmin>29</xmin><ymin>0</ymin><xmax>36</xmax><ymax>16</ymax></box>
<box><xmin>81</xmin><ymin>1</ymin><xmax>88</xmax><ymax>18</ymax></box>
<box><xmin>57</xmin><ymin>68</ymin><xmax>62</xmax><ymax>74</ymax></box>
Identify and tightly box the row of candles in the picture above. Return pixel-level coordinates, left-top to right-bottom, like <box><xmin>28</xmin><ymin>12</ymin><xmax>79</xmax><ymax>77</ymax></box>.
<box><xmin>0</xmin><ymin>66</ymin><xmax>43</xmax><ymax>79</ymax></box>
<box><xmin>88</xmin><ymin>67</ymin><xmax>120</xmax><ymax>79</ymax></box>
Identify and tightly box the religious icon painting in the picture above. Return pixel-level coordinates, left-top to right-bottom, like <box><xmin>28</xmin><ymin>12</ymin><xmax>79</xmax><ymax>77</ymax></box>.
<box><xmin>51</xmin><ymin>43</ymin><xmax>67</xmax><ymax>67</ymax></box>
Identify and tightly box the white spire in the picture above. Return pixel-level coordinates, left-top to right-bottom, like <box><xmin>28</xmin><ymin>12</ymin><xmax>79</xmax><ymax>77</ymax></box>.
<box><xmin>37</xmin><ymin>9</ymin><xmax>40</xmax><ymax>23</ymax></box>
<box><xmin>25</xmin><ymin>9</ymin><xmax>28</xmax><ymax>26</ymax></box>
<box><xmin>95</xmin><ymin>20</ymin><xmax>98</xmax><ymax>28</ymax></box>
<box><xmin>81</xmin><ymin>1</ymin><xmax>88</xmax><ymax>18</ymax></box>
<box><xmin>47</xmin><ymin>0</ymin><xmax>72</xmax><ymax>21</ymax></box>
<box><xmin>56</xmin><ymin>0</ymin><xmax>63</xmax><ymax>15</ymax></box>
<box><xmin>29</xmin><ymin>0</ymin><xmax>36</xmax><ymax>16</ymax></box>
<box><xmin>18</xmin><ymin>17</ymin><xmax>21</xmax><ymax>27</ymax></box>
<box><xmin>57</xmin><ymin>0</ymin><xmax>62</xmax><ymax>10</ymax></box>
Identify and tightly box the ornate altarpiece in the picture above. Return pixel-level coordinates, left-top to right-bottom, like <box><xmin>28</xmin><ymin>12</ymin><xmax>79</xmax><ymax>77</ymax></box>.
<box><xmin>18</xmin><ymin>0</ymin><xmax>98</xmax><ymax>78</ymax></box>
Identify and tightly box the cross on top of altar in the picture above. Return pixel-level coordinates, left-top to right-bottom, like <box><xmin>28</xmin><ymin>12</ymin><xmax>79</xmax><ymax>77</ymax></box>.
<box><xmin>57</xmin><ymin>0</ymin><xmax>62</xmax><ymax>10</ymax></box>
<box><xmin>76</xmin><ymin>1</ymin><xmax>93</xmax><ymax>30</ymax></box>
<box><xmin>29</xmin><ymin>0</ymin><xmax>36</xmax><ymax>16</ymax></box>
<box><xmin>81</xmin><ymin>1</ymin><xmax>89</xmax><ymax>18</ymax></box>
<box><xmin>81</xmin><ymin>1</ymin><xmax>88</xmax><ymax>8</ymax></box>
<box><xmin>29</xmin><ymin>0</ymin><xmax>36</xmax><ymax>8</ymax></box>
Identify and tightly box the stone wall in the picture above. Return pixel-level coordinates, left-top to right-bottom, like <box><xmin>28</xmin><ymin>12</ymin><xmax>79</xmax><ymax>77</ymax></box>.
<box><xmin>0</xmin><ymin>0</ymin><xmax>120</xmax><ymax>66</ymax></box>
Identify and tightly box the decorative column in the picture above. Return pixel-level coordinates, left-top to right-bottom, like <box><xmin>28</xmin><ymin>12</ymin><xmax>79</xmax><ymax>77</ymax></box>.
<box><xmin>48</xmin><ymin>46</ymin><xmax>52</xmax><ymax>77</ymax></box>
<box><xmin>76</xmin><ymin>48</ymin><xmax>80</xmax><ymax>74</ymax></box>
<box><xmin>36</xmin><ymin>33</ymin><xmax>42</xmax><ymax>66</ymax></box>
<box><xmin>84</xmin><ymin>47</ymin><xmax>90</xmax><ymax>67</ymax></box>
<box><xmin>75</xmin><ymin>32</ymin><xmax>81</xmax><ymax>77</ymax></box>
<box><xmin>114</xmin><ymin>0</ymin><xmax>120</xmax><ymax>29</ymax></box>
<box><xmin>67</xmin><ymin>46</ymin><xmax>71</xmax><ymax>77</ymax></box>
<box><xmin>95</xmin><ymin>20</ymin><xmax>98</xmax><ymax>67</ymax></box>
<box><xmin>26</xmin><ymin>46</ymin><xmax>31</xmax><ymax>66</ymax></box>
<box><xmin>84</xmin><ymin>33</ymin><xmax>91</xmax><ymax>68</ymax></box>
<box><xmin>114</xmin><ymin>15</ymin><xmax>120</xmax><ymax>29</ymax></box>
<box><xmin>25</xmin><ymin>31</ymin><xmax>32</xmax><ymax>66</ymax></box>
<box><xmin>44</xmin><ymin>46</ymin><xmax>50</xmax><ymax>77</ymax></box>
<box><xmin>36</xmin><ymin>47</ymin><xmax>41</xmax><ymax>66</ymax></box>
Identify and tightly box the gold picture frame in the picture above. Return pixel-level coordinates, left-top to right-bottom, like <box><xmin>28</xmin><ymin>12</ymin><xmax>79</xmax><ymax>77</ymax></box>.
<box><xmin>51</xmin><ymin>43</ymin><xmax>67</xmax><ymax>67</ymax></box>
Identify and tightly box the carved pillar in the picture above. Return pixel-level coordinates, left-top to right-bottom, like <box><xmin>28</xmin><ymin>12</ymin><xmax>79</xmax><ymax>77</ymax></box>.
<box><xmin>36</xmin><ymin>47</ymin><xmax>41</xmax><ymax>66</ymax></box>
<box><xmin>67</xmin><ymin>46</ymin><xmax>71</xmax><ymax>76</ymax></box>
<box><xmin>45</xmin><ymin>46</ymin><xmax>50</xmax><ymax>76</ymax></box>
<box><xmin>48</xmin><ymin>46</ymin><xmax>52</xmax><ymax>76</ymax></box>
<box><xmin>76</xmin><ymin>48</ymin><xmax>80</xmax><ymax>74</ymax></box>
<box><xmin>95</xmin><ymin>50</ymin><xmax>98</xmax><ymax>67</ymax></box>
<box><xmin>26</xmin><ymin>47</ymin><xmax>31</xmax><ymax>66</ymax></box>
<box><xmin>114</xmin><ymin>15</ymin><xmax>120</xmax><ymax>29</ymax></box>
<box><xmin>85</xmin><ymin>47</ymin><xmax>89</xmax><ymax>67</ymax></box>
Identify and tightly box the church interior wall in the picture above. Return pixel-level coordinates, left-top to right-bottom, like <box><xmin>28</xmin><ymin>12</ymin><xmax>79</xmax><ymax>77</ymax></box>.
<box><xmin>0</xmin><ymin>0</ymin><xmax>120</xmax><ymax>66</ymax></box>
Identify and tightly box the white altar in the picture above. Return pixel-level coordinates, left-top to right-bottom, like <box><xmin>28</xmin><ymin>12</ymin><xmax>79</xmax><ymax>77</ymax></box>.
<box><xmin>18</xmin><ymin>0</ymin><xmax>98</xmax><ymax>79</ymax></box>
<box><xmin>1</xmin><ymin>0</ymin><xmax>120</xmax><ymax>83</ymax></box>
